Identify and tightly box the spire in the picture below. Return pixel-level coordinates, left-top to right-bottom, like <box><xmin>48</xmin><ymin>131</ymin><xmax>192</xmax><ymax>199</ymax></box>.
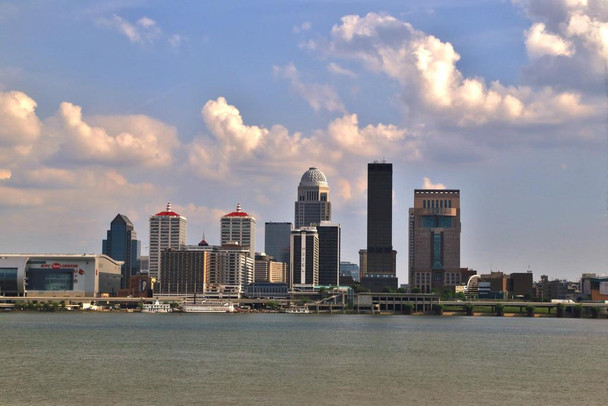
<box><xmin>166</xmin><ymin>202</ymin><xmax>172</xmax><ymax>212</ymax></box>
<box><xmin>236</xmin><ymin>203</ymin><xmax>242</xmax><ymax>213</ymax></box>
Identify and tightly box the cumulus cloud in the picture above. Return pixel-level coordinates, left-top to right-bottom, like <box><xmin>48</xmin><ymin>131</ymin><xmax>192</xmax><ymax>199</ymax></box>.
<box><xmin>327</xmin><ymin>113</ymin><xmax>419</xmax><ymax>159</ymax></box>
<box><xmin>188</xmin><ymin>97</ymin><xmax>415</xmax><ymax>182</ymax></box>
<box><xmin>308</xmin><ymin>12</ymin><xmax>597</xmax><ymax>126</ymax></box>
<box><xmin>422</xmin><ymin>177</ymin><xmax>446</xmax><ymax>189</ymax></box>
<box><xmin>274</xmin><ymin>63</ymin><xmax>347</xmax><ymax>113</ymax></box>
<box><xmin>516</xmin><ymin>0</ymin><xmax>608</xmax><ymax>86</ymax></box>
<box><xmin>46</xmin><ymin>102</ymin><xmax>178</xmax><ymax>167</ymax></box>
<box><xmin>0</xmin><ymin>90</ymin><xmax>41</xmax><ymax>153</ymax></box>
<box><xmin>97</xmin><ymin>15</ymin><xmax>181</xmax><ymax>47</ymax></box>
<box><xmin>525</xmin><ymin>23</ymin><xmax>574</xmax><ymax>57</ymax></box>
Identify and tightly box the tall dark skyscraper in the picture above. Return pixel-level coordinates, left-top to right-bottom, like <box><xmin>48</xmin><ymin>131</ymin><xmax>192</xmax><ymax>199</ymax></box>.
<box><xmin>102</xmin><ymin>214</ymin><xmax>141</xmax><ymax>289</ymax></box>
<box><xmin>317</xmin><ymin>222</ymin><xmax>341</xmax><ymax>286</ymax></box>
<box><xmin>264</xmin><ymin>222</ymin><xmax>292</xmax><ymax>264</ymax></box>
<box><xmin>362</xmin><ymin>162</ymin><xmax>397</xmax><ymax>291</ymax></box>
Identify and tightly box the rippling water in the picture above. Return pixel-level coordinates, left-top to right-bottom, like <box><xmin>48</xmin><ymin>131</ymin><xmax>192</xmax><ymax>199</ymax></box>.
<box><xmin>1</xmin><ymin>313</ymin><xmax>606</xmax><ymax>405</ymax></box>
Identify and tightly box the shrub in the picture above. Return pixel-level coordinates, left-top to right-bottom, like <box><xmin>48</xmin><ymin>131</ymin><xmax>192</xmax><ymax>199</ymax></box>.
<box><xmin>556</xmin><ymin>303</ymin><xmax>565</xmax><ymax>318</ymax></box>
<box><xmin>403</xmin><ymin>303</ymin><xmax>414</xmax><ymax>315</ymax></box>
<box><xmin>590</xmin><ymin>307</ymin><xmax>600</xmax><ymax>319</ymax></box>
<box><xmin>432</xmin><ymin>304</ymin><xmax>444</xmax><ymax>315</ymax></box>
<box><xmin>495</xmin><ymin>303</ymin><xmax>504</xmax><ymax>316</ymax></box>
<box><xmin>573</xmin><ymin>304</ymin><xmax>583</xmax><ymax>318</ymax></box>
<box><xmin>465</xmin><ymin>304</ymin><xmax>474</xmax><ymax>316</ymax></box>
<box><xmin>526</xmin><ymin>305</ymin><xmax>535</xmax><ymax>317</ymax></box>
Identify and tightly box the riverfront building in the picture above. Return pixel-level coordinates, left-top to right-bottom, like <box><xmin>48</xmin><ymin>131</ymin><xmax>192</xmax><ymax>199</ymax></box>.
<box><xmin>254</xmin><ymin>253</ymin><xmax>287</xmax><ymax>283</ymax></box>
<box><xmin>0</xmin><ymin>254</ymin><xmax>122</xmax><ymax>297</ymax></box>
<box><xmin>149</xmin><ymin>203</ymin><xmax>187</xmax><ymax>285</ymax></box>
<box><xmin>294</xmin><ymin>167</ymin><xmax>331</xmax><ymax>228</ymax></box>
<box><xmin>205</xmin><ymin>243</ymin><xmax>254</xmax><ymax>298</ymax></box>
<box><xmin>102</xmin><ymin>214</ymin><xmax>141</xmax><ymax>289</ymax></box>
<box><xmin>408</xmin><ymin>189</ymin><xmax>461</xmax><ymax>293</ymax></box>
<box><xmin>361</xmin><ymin>162</ymin><xmax>397</xmax><ymax>291</ymax></box>
<box><xmin>290</xmin><ymin>227</ymin><xmax>319</xmax><ymax>289</ymax></box>
<box><xmin>160</xmin><ymin>244</ymin><xmax>210</xmax><ymax>295</ymax></box>
<box><xmin>221</xmin><ymin>203</ymin><xmax>256</xmax><ymax>259</ymax></box>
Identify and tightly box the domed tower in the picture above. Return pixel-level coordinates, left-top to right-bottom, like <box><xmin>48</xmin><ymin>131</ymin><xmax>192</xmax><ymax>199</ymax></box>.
<box><xmin>294</xmin><ymin>167</ymin><xmax>331</xmax><ymax>228</ymax></box>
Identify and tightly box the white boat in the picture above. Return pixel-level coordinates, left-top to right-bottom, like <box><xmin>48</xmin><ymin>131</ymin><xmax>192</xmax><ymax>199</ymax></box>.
<box><xmin>181</xmin><ymin>301</ymin><xmax>235</xmax><ymax>313</ymax></box>
<box><xmin>285</xmin><ymin>306</ymin><xmax>310</xmax><ymax>314</ymax></box>
<box><xmin>142</xmin><ymin>300</ymin><xmax>172</xmax><ymax>313</ymax></box>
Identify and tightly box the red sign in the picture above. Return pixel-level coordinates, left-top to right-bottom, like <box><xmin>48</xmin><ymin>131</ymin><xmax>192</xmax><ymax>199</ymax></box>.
<box><xmin>52</xmin><ymin>263</ymin><xmax>61</xmax><ymax>270</ymax></box>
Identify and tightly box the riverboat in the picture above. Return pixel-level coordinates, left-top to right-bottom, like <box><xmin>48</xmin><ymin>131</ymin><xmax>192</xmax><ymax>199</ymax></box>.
<box><xmin>142</xmin><ymin>300</ymin><xmax>172</xmax><ymax>313</ymax></box>
<box><xmin>285</xmin><ymin>306</ymin><xmax>310</xmax><ymax>314</ymax></box>
<box><xmin>181</xmin><ymin>301</ymin><xmax>235</xmax><ymax>313</ymax></box>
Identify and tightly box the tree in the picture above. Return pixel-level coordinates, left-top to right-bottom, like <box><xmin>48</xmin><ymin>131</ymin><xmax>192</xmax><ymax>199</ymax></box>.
<box><xmin>411</xmin><ymin>287</ymin><xmax>421</xmax><ymax>294</ymax></box>
<box><xmin>573</xmin><ymin>304</ymin><xmax>583</xmax><ymax>318</ymax></box>
<box><xmin>432</xmin><ymin>304</ymin><xmax>444</xmax><ymax>315</ymax></box>
<box><xmin>396</xmin><ymin>287</ymin><xmax>407</xmax><ymax>293</ymax></box>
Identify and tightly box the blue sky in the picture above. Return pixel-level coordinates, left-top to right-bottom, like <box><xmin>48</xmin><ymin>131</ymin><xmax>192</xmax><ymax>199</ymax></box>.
<box><xmin>1</xmin><ymin>0</ymin><xmax>606</xmax><ymax>283</ymax></box>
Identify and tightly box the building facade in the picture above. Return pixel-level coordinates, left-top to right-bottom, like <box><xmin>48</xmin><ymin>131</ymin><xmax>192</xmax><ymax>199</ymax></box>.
<box><xmin>290</xmin><ymin>227</ymin><xmax>319</xmax><ymax>289</ymax></box>
<box><xmin>149</xmin><ymin>203</ymin><xmax>187</xmax><ymax>285</ymax></box>
<box><xmin>362</xmin><ymin>162</ymin><xmax>397</xmax><ymax>290</ymax></box>
<box><xmin>409</xmin><ymin>189</ymin><xmax>461</xmax><ymax>293</ymax></box>
<box><xmin>221</xmin><ymin>203</ymin><xmax>256</xmax><ymax>259</ymax></box>
<box><xmin>102</xmin><ymin>213</ymin><xmax>141</xmax><ymax>289</ymax></box>
<box><xmin>205</xmin><ymin>244</ymin><xmax>254</xmax><ymax>298</ymax></box>
<box><xmin>160</xmin><ymin>244</ymin><xmax>210</xmax><ymax>295</ymax></box>
<box><xmin>0</xmin><ymin>254</ymin><xmax>122</xmax><ymax>297</ymax></box>
<box><xmin>340</xmin><ymin>261</ymin><xmax>360</xmax><ymax>282</ymax></box>
<box><xmin>264</xmin><ymin>222</ymin><xmax>292</xmax><ymax>265</ymax></box>
<box><xmin>317</xmin><ymin>222</ymin><xmax>341</xmax><ymax>286</ymax></box>
<box><xmin>254</xmin><ymin>253</ymin><xmax>287</xmax><ymax>283</ymax></box>
<box><xmin>294</xmin><ymin>167</ymin><xmax>331</xmax><ymax>228</ymax></box>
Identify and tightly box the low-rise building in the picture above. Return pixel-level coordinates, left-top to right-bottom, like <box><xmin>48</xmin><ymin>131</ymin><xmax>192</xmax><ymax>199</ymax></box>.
<box><xmin>0</xmin><ymin>254</ymin><xmax>122</xmax><ymax>297</ymax></box>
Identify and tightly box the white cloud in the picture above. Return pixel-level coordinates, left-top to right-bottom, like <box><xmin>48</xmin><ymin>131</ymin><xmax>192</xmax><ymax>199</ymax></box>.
<box><xmin>293</xmin><ymin>21</ymin><xmax>311</xmax><ymax>34</ymax></box>
<box><xmin>525</xmin><ymin>23</ymin><xmax>574</xmax><ymax>57</ymax></box>
<box><xmin>274</xmin><ymin>63</ymin><xmax>347</xmax><ymax>113</ymax></box>
<box><xmin>422</xmin><ymin>177</ymin><xmax>446</xmax><ymax>189</ymax></box>
<box><xmin>0</xmin><ymin>90</ymin><xmax>41</xmax><ymax>152</ymax></box>
<box><xmin>310</xmin><ymin>12</ymin><xmax>596</xmax><ymax>126</ymax></box>
<box><xmin>327</xmin><ymin>113</ymin><xmax>419</xmax><ymax>159</ymax></box>
<box><xmin>327</xmin><ymin>62</ymin><xmax>357</xmax><ymax>77</ymax></box>
<box><xmin>46</xmin><ymin>102</ymin><xmax>178</xmax><ymax>167</ymax></box>
<box><xmin>97</xmin><ymin>14</ymin><xmax>181</xmax><ymax>47</ymax></box>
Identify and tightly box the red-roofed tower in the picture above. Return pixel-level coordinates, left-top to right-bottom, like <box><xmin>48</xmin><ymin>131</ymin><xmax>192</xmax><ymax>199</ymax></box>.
<box><xmin>149</xmin><ymin>202</ymin><xmax>187</xmax><ymax>284</ymax></box>
<box><xmin>221</xmin><ymin>203</ymin><xmax>256</xmax><ymax>258</ymax></box>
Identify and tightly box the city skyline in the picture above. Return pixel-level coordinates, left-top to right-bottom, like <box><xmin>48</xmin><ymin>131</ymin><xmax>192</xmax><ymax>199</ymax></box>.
<box><xmin>0</xmin><ymin>1</ymin><xmax>606</xmax><ymax>284</ymax></box>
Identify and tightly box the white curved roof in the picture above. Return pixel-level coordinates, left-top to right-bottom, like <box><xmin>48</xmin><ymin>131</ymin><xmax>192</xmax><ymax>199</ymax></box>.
<box><xmin>299</xmin><ymin>167</ymin><xmax>328</xmax><ymax>187</ymax></box>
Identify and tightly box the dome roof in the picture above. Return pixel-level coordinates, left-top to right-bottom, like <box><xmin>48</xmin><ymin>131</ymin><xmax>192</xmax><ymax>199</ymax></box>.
<box><xmin>299</xmin><ymin>167</ymin><xmax>328</xmax><ymax>187</ymax></box>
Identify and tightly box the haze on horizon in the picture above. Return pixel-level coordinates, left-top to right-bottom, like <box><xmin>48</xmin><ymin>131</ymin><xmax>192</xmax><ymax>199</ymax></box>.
<box><xmin>0</xmin><ymin>0</ymin><xmax>606</xmax><ymax>283</ymax></box>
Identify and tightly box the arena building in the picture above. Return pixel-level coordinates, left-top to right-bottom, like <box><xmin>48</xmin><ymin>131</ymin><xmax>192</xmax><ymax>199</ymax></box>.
<box><xmin>0</xmin><ymin>254</ymin><xmax>123</xmax><ymax>297</ymax></box>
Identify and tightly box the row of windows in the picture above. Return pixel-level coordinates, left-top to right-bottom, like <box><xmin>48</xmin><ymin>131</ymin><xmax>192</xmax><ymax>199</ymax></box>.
<box><xmin>422</xmin><ymin>199</ymin><xmax>452</xmax><ymax>209</ymax></box>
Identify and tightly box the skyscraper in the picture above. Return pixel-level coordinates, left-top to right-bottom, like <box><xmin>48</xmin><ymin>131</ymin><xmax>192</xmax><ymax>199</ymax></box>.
<box><xmin>290</xmin><ymin>227</ymin><xmax>319</xmax><ymax>288</ymax></box>
<box><xmin>149</xmin><ymin>202</ymin><xmax>187</xmax><ymax>285</ymax></box>
<box><xmin>294</xmin><ymin>167</ymin><xmax>331</xmax><ymax>228</ymax></box>
<box><xmin>264</xmin><ymin>222</ymin><xmax>292</xmax><ymax>264</ymax></box>
<box><xmin>221</xmin><ymin>203</ymin><xmax>256</xmax><ymax>258</ymax></box>
<box><xmin>362</xmin><ymin>162</ymin><xmax>397</xmax><ymax>291</ymax></box>
<box><xmin>409</xmin><ymin>189</ymin><xmax>461</xmax><ymax>293</ymax></box>
<box><xmin>102</xmin><ymin>214</ymin><xmax>141</xmax><ymax>289</ymax></box>
<box><xmin>317</xmin><ymin>222</ymin><xmax>341</xmax><ymax>286</ymax></box>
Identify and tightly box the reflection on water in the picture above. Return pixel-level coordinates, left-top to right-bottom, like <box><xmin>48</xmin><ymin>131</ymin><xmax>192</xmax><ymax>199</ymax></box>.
<box><xmin>1</xmin><ymin>313</ymin><xmax>606</xmax><ymax>405</ymax></box>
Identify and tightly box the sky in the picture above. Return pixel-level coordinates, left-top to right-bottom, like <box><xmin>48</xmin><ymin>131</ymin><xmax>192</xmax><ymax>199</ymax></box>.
<box><xmin>0</xmin><ymin>0</ymin><xmax>606</xmax><ymax>283</ymax></box>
